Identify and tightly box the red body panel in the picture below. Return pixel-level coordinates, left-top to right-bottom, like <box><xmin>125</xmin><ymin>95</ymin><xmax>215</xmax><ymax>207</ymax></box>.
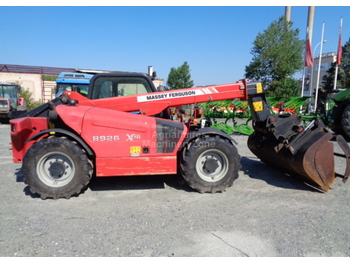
<box><xmin>95</xmin><ymin>156</ymin><xmax>177</xmax><ymax>176</ymax></box>
<box><xmin>56</xmin><ymin>106</ymin><xmax>187</xmax><ymax>176</ymax></box>
<box><xmin>55</xmin><ymin>105</ymin><xmax>91</xmax><ymax>135</ymax></box>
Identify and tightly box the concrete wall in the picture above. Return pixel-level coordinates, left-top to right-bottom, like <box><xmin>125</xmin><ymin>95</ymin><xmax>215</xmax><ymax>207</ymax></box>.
<box><xmin>0</xmin><ymin>72</ymin><xmax>43</xmax><ymax>102</ymax></box>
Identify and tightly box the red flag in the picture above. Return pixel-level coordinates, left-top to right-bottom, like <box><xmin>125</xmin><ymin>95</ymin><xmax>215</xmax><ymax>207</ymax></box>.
<box><xmin>305</xmin><ymin>38</ymin><xmax>314</xmax><ymax>67</ymax></box>
<box><xmin>336</xmin><ymin>18</ymin><xmax>343</xmax><ymax>65</ymax></box>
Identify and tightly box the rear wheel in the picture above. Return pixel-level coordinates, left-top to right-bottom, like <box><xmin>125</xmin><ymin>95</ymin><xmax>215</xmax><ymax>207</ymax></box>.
<box><xmin>179</xmin><ymin>135</ymin><xmax>241</xmax><ymax>193</ymax></box>
<box><xmin>341</xmin><ymin>104</ymin><xmax>350</xmax><ymax>139</ymax></box>
<box><xmin>22</xmin><ymin>136</ymin><xmax>93</xmax><ymax>199</ymax></box>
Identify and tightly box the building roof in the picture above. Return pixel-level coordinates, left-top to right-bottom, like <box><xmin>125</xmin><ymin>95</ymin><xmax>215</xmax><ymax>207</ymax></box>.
<box><xmin>0</xmin><ymin>63</ymin><xmax>140</xmax><ymax>75</ymax></box>
<box><xmin>0</xmin><ymin>64</ymin><xmax>77</xmax><ymax>75</ymax></box>
<box><xmin>0</xmin><ymin>64</ymin><xmax>163</xmax><ymax>81</ymax></box>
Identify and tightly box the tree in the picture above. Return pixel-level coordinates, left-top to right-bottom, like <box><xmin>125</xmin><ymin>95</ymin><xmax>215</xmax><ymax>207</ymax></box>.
<box><xmin>322</xmin><ymin>39</ymin><xmax>350</xmax><ymax>90</ymax></box>
<box><xmin>167</xmin><ymin>62</ymin><xmax>194</xmax><ymax>90</ymax></box>
<box><xmin>245</xmin><ymin>16</ymin><xmax>304</xmax><ymax>97</ymax></box>
<box><xmin>267</xmin><ymin>78</ymin><xmax>301</xmax><ymax>97</ymax></box>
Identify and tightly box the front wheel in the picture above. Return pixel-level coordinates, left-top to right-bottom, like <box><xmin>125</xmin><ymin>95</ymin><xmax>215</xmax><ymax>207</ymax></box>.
<box><xmin>22</xmin><ymin>136</ymin><xmax>93</xmax><ymax>199</ymax></box>
<box><xmin>179</xmin><ymin>135</ymin><xmax>241</xmax><ymax>193</ymax></box>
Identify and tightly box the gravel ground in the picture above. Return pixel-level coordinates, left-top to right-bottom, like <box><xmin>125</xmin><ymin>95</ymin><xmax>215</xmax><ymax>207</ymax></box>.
<box><xmin>1</xmin><ymin>120</ymin><xmax>350</xmax><ymax>257</ymax></box>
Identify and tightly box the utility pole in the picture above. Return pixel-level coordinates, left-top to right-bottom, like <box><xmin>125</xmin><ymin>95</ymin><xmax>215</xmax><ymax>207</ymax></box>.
<box><xmin>285</xmin><ymin>6</ymin><xmax>291</xmax><ymax>21</ymax></box>
<box><xmin>285</xmin><ymin>6</ymin><xmax>291</xmax><ymax>30</ymax></box>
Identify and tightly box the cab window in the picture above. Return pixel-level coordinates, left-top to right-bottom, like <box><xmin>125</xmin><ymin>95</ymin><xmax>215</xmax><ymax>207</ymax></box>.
<box><xmin>91</xmin><ymin>77</ymin><xmax>153</xmax><ymax>99</ymax></box>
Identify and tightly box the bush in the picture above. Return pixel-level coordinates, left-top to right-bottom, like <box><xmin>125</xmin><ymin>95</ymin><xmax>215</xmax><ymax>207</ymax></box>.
<box><xmin>42</xmin><ymin>75</ymin><xmax>57</xmax><ymax>81</ymax></box>
<box><xmin>19</xmin><ymin>87</ymin><xmax>44</xmax><ymax>111</ymax></box>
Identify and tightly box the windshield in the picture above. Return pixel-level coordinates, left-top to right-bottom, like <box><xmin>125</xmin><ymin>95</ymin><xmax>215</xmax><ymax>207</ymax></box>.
<box><xmin>56</xmin><ymin>83</ymin><xmax>89</xmax><ymax>97</ymax></box>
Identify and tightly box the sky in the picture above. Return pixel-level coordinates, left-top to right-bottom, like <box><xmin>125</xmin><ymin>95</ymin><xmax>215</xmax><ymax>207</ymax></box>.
<box><xmin>1</xmin><ymin>3</ymin><xmax>350</xmax><ymax>87</ymax></box>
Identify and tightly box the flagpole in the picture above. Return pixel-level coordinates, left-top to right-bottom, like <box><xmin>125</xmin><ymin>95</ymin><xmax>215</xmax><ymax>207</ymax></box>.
<box><xmin>303</xmin><ymin>26</ymin><xmax>314</xmax><ymax>97</ymax></box>
<box><xmin>301</xmin><ymin>68</ymin><xmax>306</xmax><ymax>97</ymax></box>
<box><xmin>301</xmin><ymin>27</ymin><xmax>310</xmax><ymax>98</ymax></box>
<box><xmin>314</xmin><ymin>22</ymin><xmax>325</xmax><ymax>112</ymax></box>
<box><xmin>334</xmin><ymin>17</ymin><xmax>343</xmax><ymax>90</ymax></box>
<box><xmin>335</xmin><ymin>63</ymin><xmax>339</xmax><ymax>90</ymax></box>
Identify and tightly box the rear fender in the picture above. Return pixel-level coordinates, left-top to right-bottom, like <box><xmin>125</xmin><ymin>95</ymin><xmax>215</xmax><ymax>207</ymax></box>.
<box><xmin>334</xmin><ymin>89</ymin><xmax>350</xmax><ymax>102</ymax></box>
<box><xmin>180</xmin><ymin>127</ymin><xmax>237</xmax><ymax>150</ymax></box>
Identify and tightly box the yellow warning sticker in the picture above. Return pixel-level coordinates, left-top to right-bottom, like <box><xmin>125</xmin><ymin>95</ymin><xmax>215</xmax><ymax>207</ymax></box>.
<box><xmin>253</xmin><ymin>101</ymin><xmax>263</xmax><ymax>112</ymax></box>
<box><xmin>256</xmin><ymin>83</ymin><xmax>263</xmax><ymax>93</ymax></box>
<box><xmin>130</xmin><ymin>146</ymin><xmax>141</xmax><ymax>154</ymax></box>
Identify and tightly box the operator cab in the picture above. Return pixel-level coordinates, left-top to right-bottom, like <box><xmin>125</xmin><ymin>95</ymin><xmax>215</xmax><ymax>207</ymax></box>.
<box><xmin>89</xmin><ymin>73</ymin><xmax>157</xmax><ymax>99</ymax></box>
<box><xmin>0</xmin><ymin>82</ymin><xmax>20</xmax><ymax>110</ymax></box>
<box><xmin>88</xmin><ymin>73</ymin><xmax>169</xmax><ymax>119</ymax></box>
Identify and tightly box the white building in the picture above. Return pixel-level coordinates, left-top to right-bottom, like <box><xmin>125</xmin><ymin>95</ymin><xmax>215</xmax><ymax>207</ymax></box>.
<box><xmin>303</xmin><ymin>52</ymin><xmax>337</xmax><ymax>96</ymax></box>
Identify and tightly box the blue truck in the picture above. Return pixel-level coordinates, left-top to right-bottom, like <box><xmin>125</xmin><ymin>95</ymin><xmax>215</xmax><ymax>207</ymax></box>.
<box><xmin>55</xmin><ymin>72</ymin><xmax>93</xmax><ymax>97</ymax></box>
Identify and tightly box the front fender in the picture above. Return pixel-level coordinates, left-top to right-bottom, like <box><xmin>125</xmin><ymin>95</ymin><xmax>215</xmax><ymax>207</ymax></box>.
<box><xmin>26</xmin><ymin>128</ymin><xmax>94</xmax><ymax>157</ymax></box>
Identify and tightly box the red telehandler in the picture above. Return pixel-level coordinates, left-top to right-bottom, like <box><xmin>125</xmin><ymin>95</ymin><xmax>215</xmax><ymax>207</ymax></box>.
<box><xmin>9</xmin><ymin>73</ymin><xmax>350</xmax><ymax>199</ymax></box>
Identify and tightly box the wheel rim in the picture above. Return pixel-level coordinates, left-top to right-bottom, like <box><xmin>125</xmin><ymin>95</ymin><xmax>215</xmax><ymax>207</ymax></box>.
<box><xmin>36</xmin><ymin>151</ymin><xmax>75</xmax><ymax>188</ymax></box>
<box><xmin>195</xmin><ymin>149</ymin><xmax>229</xmax><ymax>182</ymax></box>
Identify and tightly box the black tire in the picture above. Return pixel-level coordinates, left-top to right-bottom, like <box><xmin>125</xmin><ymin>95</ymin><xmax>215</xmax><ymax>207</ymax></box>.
<box><xmin>179</xmin><ymin>135</ymin><xmax>241</xmax><ymax>193</ymax></box>
<box><xmin>341</xmin><ymin>104</ymin><xmax>350</xmax><ymax>139</ymax></box>
<box><xmin>22</xmin><ymin>136</ymin><xmax>93</xmax><ymax>199</ymax></box>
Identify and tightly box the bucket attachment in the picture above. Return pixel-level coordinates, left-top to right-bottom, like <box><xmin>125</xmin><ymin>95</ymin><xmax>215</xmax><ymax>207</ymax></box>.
<box><xmin>248</xmin><ymin>118</ymin><xmax>350</xmax><ymax>191</ymax></box>
<box><xmin>246</xmin><ymin>84</ymin><xmax>350</xmax><ymax>192</ymax></box>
